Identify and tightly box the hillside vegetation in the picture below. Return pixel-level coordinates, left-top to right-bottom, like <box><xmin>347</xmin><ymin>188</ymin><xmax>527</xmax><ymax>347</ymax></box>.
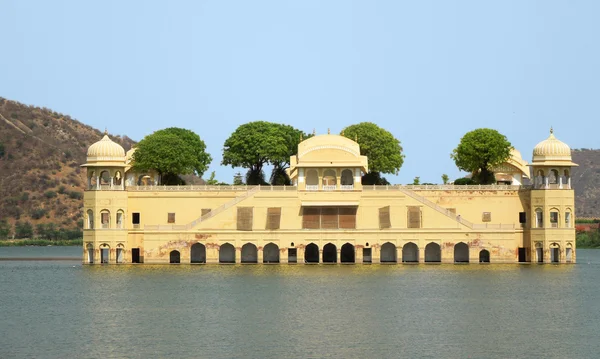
<box><xmin>0</xmin><ymin>97</ymin><xmax>134</xmax><ymax>239</ymax></box>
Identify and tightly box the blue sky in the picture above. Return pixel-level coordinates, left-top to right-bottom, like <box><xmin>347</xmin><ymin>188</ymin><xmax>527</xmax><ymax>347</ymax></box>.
<box><xmin>2</xmin><ymin>0</ymin><xmax>598</xmax><ymax>184</ymax></box>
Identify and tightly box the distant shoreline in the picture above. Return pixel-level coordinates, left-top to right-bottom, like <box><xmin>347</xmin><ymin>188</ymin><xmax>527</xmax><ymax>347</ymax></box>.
<box><xmin>0</xmin><ymin>239</ymin><xmax>82</xmax><ymax>247</ymax></box>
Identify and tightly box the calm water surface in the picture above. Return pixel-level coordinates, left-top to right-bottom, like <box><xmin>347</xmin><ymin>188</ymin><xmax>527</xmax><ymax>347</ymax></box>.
<box><xmin>1</xmin><ymin>247</ymin><xmax>600</xmax><ymax>359</ymax></box>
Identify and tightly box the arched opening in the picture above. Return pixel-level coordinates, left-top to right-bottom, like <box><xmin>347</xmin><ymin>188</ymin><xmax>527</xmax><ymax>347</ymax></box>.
<box><xmin>565</xmin><ymin>209</ymin><xmax>572</xmax><ymax>228</ymax></box>
<box><xmin>323</xmin><ymin>243</ymin><xmax>337</xmax><ymax>263</ymax></box>
<box><xmin>116</xmin><ymin>210</ymin><xmax>124</xmax><ymax>229</ymax></box>
<box><xmin>263</xmin><ymin>243</ymin><xmax>280</xmax><ymax>263</ymax></box>
<box><xmin>535</xmin><ymin>242</ymin><xmax>543</xmax><ymax>263</ymax></box>
<box><xmin>191</xmin><ymin>243</ymin><xmax>206</xmax><ymax>263</ymax></box>
<box><xmin>564</xmin><ymin>169</ymin><xmax>570</xmax><ymax>189</ymax></box>
<box><xmin>89</xmin><ymin>171</ymin><xmax>97</xmax><ymax>189</ymax></box>
<box><xmin>454</xmin><ymin>242</ymin><xmax>469</xmax><ymax>263</ymax></box>
<box><xmin>114</xmin><ymin>171</ymin><xmax>122</xmax><ymax>186</ymax></box>
<box><xmin>425</xmin><ymin>242</ymin><xmax>441</xmax><ymax>263</ymax></box>
<box><xmin>306</xmin><ymin>170</ymin><xmax>318</xmax><ymax>190</ymax></box>
<box><xmin>550</xmin><ymin>243</ymin><xmax>560</xmax><ymax>263</ymax></box>
<box><xmin>304</xmin><ymin>243</ymin><xmax>319</xmax><ymax>263</ymax></box>
<box><xmin>566</xmin><ymin>243</ymin><xmax>573</xmax><ymax>263</ymax></box>
<box><xmin>549</xmin><ymin>169</ymin><xmax>559</xmax><ymax>184</ymax></box>
<box><xmin>86</xmin><ymin>209</ymin><xmax>94</xmax><ymax>229</ymax></box>
<box><xmin>241</xmin><ymin>243</ymin><xmax>258</xmax><ymax>263</ymax></box>
<box><xmin>380</xmin><ymin>242</ymin><xmax>397</xmax><ymax>263</ymax></box>
<box><xmin>341</xmin><ymin>169</ymin><xmax>354</xmax><ymax>189</ymax></box>
<box><xmin>479</xmin><ymin>249</ymin><xmax>490</xmax><ymax>263</ymax></box>
<box><xmin>340</xmin><ymin>243</ymin><xmax>355</xmax><ymax>263</ymax></box>
<box><xmin>100</xmin><ymin>244</ymin><xmax>110</xmax><ymax>264</ymax></box>
<box><xmin>535</xmin><ymin>208</ymin><xmax>544</xmax><ymax>228</ymax></box>
<box><xmin>219</xmin><ymin>243</ymin><xmax>235</xmax><ymax>263</ymax></box>
<box><xmin>402</xmin><ymin>242</ymin><xmax>419</xmax><ymax>263</ymax></box>
<box><xmin>323</xmin><ymin>169</ymin><xmax>337</xmax><ymax>190</ymax></box>
<box><xmin>169</xmin><ymin>250</ymin><xmax>180</xmax><ymax>264</ymax></box>
<box><xmin>100</xmin><ymin>209</ymin><xmax>110</xmax><ymax>229</ymax></box>
<box><xmin>86</xmin><ymin>243</ymin><xmax>94</xmax><ymax>264</ymax></box>
<box><xmin>116</xmin><ymin>244</ymin><xmax>124</xmax><ymax>263</ymax></box>
<box><xmin>99</xmin><ymin>170</ymin><xmax>111</xmax><ymax>186</ymax></box>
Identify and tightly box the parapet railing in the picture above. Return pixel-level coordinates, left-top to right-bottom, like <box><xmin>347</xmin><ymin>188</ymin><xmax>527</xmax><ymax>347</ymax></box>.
<box><xmin>128</xmin><ymin>185</ymin><xmax>296</xmax><ymax>192</ymax></box>
<box><xmin>363</xmin><ymin>184</ymin><xmax>527</xmax><ymax>191</ymax></box>
<box><xmin>472</xmin><ymin>224</ymin><xmax>516</xmax><ymax>229</ymax></box>
<box><xmin>128</xmin><ymin>184</ymin><xmax>529</xmax><ymax>192</ymax></box>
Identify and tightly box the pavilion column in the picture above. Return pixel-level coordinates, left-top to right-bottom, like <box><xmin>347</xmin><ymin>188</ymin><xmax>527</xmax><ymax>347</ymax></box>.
<box><xmin>355</xmin><ymin>247</ymin><xmax>363</xmax><ymax>263</ymax></box>
<box><xmin>235</xmin><ymin>248</ymin><xmax>241</xmax><ymax>264</ymax></box>
<box><xmin>257</xmin><ymin>248</ymin><xmax>264</xmax><ymax>263</ymax></box>
<box><xmin>336</xmin><ymin>249</ymin><xmax>341</xmax><ymax>263</ymax></box>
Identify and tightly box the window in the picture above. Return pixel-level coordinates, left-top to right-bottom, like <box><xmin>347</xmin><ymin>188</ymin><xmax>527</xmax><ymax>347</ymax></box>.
<box><xmin>116</xmin><ymin>211</ymin><xmax>124</xmax><ymax>229</ymax></box>
<box><xmin>482</xmin><ymin>212</ymin><xmax>492</xmax><ymax>222</ymax></box>
<box><xmin>87</xmin><ymin>209</ymin><xmax>94</xmax><ymax>229</ymax></box>
<box><xmin>379</xmin><ymin>206</ymin><xmax>391</xmax><ymax>229</ymax></box>
<box><xmin>301</xmin><ymin>207</ymin><xmax>357</xmax><ymax>229</ymax></box>
<box><xmin>302</xmin><ymin>208</ymin><xmax>320</xmax><ymax>229</ymax></box>
<box><xmin>101</xmin><ymin>211</ymin><xmax>110</xmax><ymax>229</ymax></box>
<box><xmin>168</xmin><ymin>213</ymin><xmax>175</xmax><ymax>224</ymax></box>
<box><xmin>339</xmin><ymin>207</ymin><xmax>357</xmax><ymax>229</ymax></box>
<box><xmin>321</xmin><ymin>208</ymin><xmax>338</xmax><ymax>229</ymax></box>
<box><xmin>266</xmin><ymin>207</ymin><xmax>281</xmax><ymax>230</ymax></box>
<box><xmin>550</xmin><ymin>211</ymin><xmax>558</xmax><ymax>228</ymax></box>
<box><xmin>535</xmin><ymin>209</ymin><xmax>543</xmax><ymax>228</ymax></box>
<box><xmin>236</xmin><ymin>207</ymin><xmax>253</xmax><ymax>231</ymax></box>
<box><xmin>519</xmin><ymin>212</ymin><xmax>526</xmax><ymax>227</ymax></box>
<box><xmin>201</xmin><ymin>208</ymin><xmax>211</xmax><ymax>216</ymax></box>
<box><xmin>132</xmin><ymin>212</ymin><xmax>140</xmax><ymax>229</ymax></box>
<box><xmin>407</xmin><ymin>206</ymin><xmax>421</xmax><ymax>228</ymax></box>
<box><xmin>565</xmin><ymin>212</ymin><xmax>572</xmax><ymax>228</ymax></box>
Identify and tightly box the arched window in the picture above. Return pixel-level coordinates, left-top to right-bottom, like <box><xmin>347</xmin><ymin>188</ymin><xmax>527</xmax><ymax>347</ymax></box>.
<box><xmin>116</xmin><ymin>244</ymin><xmax>124</xmax><ymax>263</ymax></box>
<box><xmin>565</xmin><ymin>209</ymin><xmax>572</xmax><ymax>228</ymax></box>
<box><xmin>549</xmin><ymin>208</ymin><xmax>559</xmax><ymax>228</ymax></box>
<box><xmin>116</xmin><ymin>210</ymin><xmax>124</xmax><ymax>229</ymax></box>
<box><xmin>114</xmin><ymin>171</ymin><xmax>122</xmax><ymax>186</ymax></box>
<box><xmin>306</xmin><ymin>170</ymin><xmax>318</xmax><ymax>190</ymax></box>
<box><xmin>86</xmin><ymin>243</ymin><xmax>94</xmax><ymax>264</ymax></box>
<box><xmin>89</xmin><ymin>171</ymin><xmax>97</xmax><ymax>189</ymax></box>
<box><xmin>323</xmin><ymin>169</ymin><xmax>337</xmax><ymax>190</ymax></box>
<box><xmin>549</xmin><ymin>169</ymin><xmax>558</xmax><ymax>184</ymax></box>
<box><xmin>535</xmin><ymin>208</ymin><xmax>543</xmax><ymax>228</ymax></box>
<box><xmin>100</xmin><ymin>170</ymin><xmax>111</xmax><ymax>186</ymax></box>
<box><xmin>87</xmin><ymin>209</ymin><xmax>94</xmax><ymax>229</ymax></box>
<box><xmin>341</xmin><ymin>169</ymin><xmax>354</xmax><ymax>188</ymax></box>
<box><xmin>100</xmin><ymin>210</ymin><xmax>110</xmax><ymax>229</ymax></box>
<box><xmin>100</xmin><ymin>243</ymin><xmax>110</xmax><ymax>264</ymax></box>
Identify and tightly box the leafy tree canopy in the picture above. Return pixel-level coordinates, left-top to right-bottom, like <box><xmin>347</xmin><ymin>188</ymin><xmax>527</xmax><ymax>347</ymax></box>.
<box><xmin>450</xmin><ymin>128</ymin><xmax>512</xmax><ymax>184</ymax></box>
<box><xmin>222</xmin><ymin>121</ymin><xmax>308</xmax><ymax>185</ymax></box>
<box><xmin>132</xmin><ymin>127</ymin><xmax>212</xmax><ymax>185</ymax></box>
<box><xmin>341</xmin><ymin>122</ymin><xmax>404</xmax><ymax>174</ymax></box>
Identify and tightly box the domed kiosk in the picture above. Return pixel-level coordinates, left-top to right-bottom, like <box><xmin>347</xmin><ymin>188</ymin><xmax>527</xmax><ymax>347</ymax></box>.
<box><xmin>81</xmin><ymin>131</ymin><xmax>126</xmax><ymax>190</ymax></box>
<box><xmin>531</xmin><ymin>128</ymin><xmax>578</xmax><ymax>189</ymax></box>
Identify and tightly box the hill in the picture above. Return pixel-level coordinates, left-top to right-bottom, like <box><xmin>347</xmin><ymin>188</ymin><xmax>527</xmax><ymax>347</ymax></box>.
<box><xmin>0</xmin><ymin>97</ymin><xmax>135</xmax><ymax>239</ymax></box>
<box><xmin>571</xmin><ymin>149</ymin><xmax>600</xmax><ymax>217</ymax></box>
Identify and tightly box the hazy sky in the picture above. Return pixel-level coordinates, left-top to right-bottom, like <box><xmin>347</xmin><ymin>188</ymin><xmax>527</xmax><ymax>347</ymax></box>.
<box><xmin>2</xmin><ymin>0</ymin><xmax>598</xmax><ymax>184</ymax></box>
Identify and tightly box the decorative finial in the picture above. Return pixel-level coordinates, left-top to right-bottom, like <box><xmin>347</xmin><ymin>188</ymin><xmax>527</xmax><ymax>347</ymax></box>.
<box><xmin>312</xmin><ymin>128</ymin><xmax>316</xmax><ymax>135</ymax></box>
<box><xmin>104</xmin><ymin>128</ymin><xmax>108</xmax><ymax>135</ymax></box>
<box><xmin>327</xmin><ymin>128</ymin><xmax>331</xmax><ymax>134</ymax></box>
<box><xmin>550</xmin><ymin>126</ymin><xmax>554</xmax><ymax>134</ymax></box>
<box><xmin>341</xmin><ymin>129</ymin><xmax>345</xmax><ymax>136</ymax></box>
<box><xmin>299</xmin><ymin>133</ymin><xmax>303</xmax><ymax>141</ymax></box>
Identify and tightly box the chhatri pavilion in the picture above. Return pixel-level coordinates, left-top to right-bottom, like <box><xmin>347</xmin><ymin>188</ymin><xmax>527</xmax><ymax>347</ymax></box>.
<box><xmin>81</xmin><ymin>129</ymin><xmax>576</xmax><ymax>264</ymax></box>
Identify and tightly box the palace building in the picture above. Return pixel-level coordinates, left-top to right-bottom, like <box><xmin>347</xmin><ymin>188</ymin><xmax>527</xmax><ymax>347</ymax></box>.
<box><xmin>81</xmin><ymin>129</ymin><xmax>576</xmax><ymax>264</ymax></box>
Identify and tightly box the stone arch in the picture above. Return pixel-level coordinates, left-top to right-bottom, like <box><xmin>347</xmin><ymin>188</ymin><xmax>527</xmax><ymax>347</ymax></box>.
<box><xmin>219</xmin><ymin>243</ymin><xmax>235</xmax><ymax>263</ymax></box>
<box><xmin>425</xmin><ymin>242</ymin><xmax>441</xmax><ymax>263</ymax></box>
<box><xmin>402</xmin><ymin>242</ymin><xmax>419</xmax><ymax>263</ymax></box>
<box><xmin>116</xmin><ymin>243</ymin><xmax>124</xmax><ymax>263</ymax></box>
<box><xmin>86</xmin><ymin>243</ymin><xmax>94</xmax><ymax>264</ymax></box>
<box><xmin>89</xmin><ymin>170</ymin><xmax>97</xmax><ymax>189</ymax></box>
<box><xmin>86</xmin><ymin>209</ymin><xmax>94</xmax><ymax>229</ymax></box>
<box><xmin>263</xmin><ymin>243</ymin><xmax>280</xmax><ymax>263</ymax></box>
<box><xmin>550</xmin><ymin>242</ymin><xmax>560</xmax><ymax>263</ymax></box>
<box><xmin>169</xmin><ymin>250</ymin><xmax>180</xmax><ymax>264</ymax></box>
<box><xmin>565</xmin><ymin>208</ymin><xmax>573</xmax><ymax>228</ymax></box>
<box><xmin>99</xmin><ymin>243</ymin><xmax>110</xmax><ymax>264</ymax></box>
<box><xmin>535</xmin><ymin>208</ymin><xmax>544</xmax><ymax>228</ymax></box>
<box><xmin>99</xmin><ymin>170</ymin><xmax>111</xmax><ymax>185</ymax></box>
<box><xmin>566</xmin><ymin>242</ymin><xmax>574</xmax><ymax>262</ymax></box>
<box><xmin>380</xmin><ymin>242</ymin><xmax>397</xmax><ymax>263</ymax></box>
<box><xmin>454</xmin><ymin>242</ymin><xmax>469</xmax><ymax>263</ymax></box>
<box><xmin>116</xmin><ymin>210</ymin><xmax>125</xmax><ymax>229</ymax></box>
<box><xmin>305</xmin><ymin>243</ymin><xmax>319</xmax><ymax>263</ymax></box>
<box><xmin>306</xmin><ymin>170</ymin><xmax>318</xmax><ymax>186</ymax></box>
<box><xmin>535</xmin><ymin>242</ymin><xmax>543</xmax><ymax>263</ymax></box>
<box><xmin>323</xmin><ymin>169</ymin><xmax>337</xmax><ymax>187</ymax></box>
<box><xmin>241</xmin><ymin>243</ymin><xmax>258</xmax><ymax>263</ymax></box>
<box><xmin>479</xmin><ymin>249</ymin><xmax>490</xmax><ymax>263</ymax></box>
<box><xmin>323</xmin><ymin>243</ymin><xmax>337</xmax><ymax>263</ymax></box>
<box><xmin>549</xmin><ymin>169</ymin><xmax>559</xmax><ymax>184</ymax></box>
<box><xmin>340</xmin><ymin>243</ymin><xmax>355</xmax><ymax>263</ymax></box>
<box><xmin>191</xmin><ymin>243</ymin><xmax>206</xmax><ymax>263</ymax></box>
<box><xmin>341</xmin><ymin>169</ymin><xmax>354</xmax><ymax>186</ymax></box>
<box><xmin>114</xmin><ymin>171</ymin><xmax>122</xmax><ymax>186</ymax></box>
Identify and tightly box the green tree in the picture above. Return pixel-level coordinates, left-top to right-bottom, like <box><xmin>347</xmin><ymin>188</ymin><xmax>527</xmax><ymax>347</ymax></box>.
<box><xmin>132</xmin><ymin>127</ymin><xmax>212</xmax><ymax>185</ymax></box>
<box><xmin>205</xmin><ymin>171</ymin><xmax>219</xmax><ymax>185</ymax></box>
<box><xmin>222</xmin><ymin>121</ymin><xmax>307</xmax><ymax>185</ymax></box>
<box><xmin>441</xmin><ymin>174</ymin><xmax>449</xmax><ymax>184</ymax></box>
<box><xmin>0</xmin><ymin>219</ymin><xmax>11</xmax><ymax>239</ymax></box>
<box><xmin>451</xmin><ymin>128</ymin><xmax>512</xmax><ymax>184</ymax></box>
<box><xmin>15</xmin><ymin>221</ymin><xmax>33</xmax><ymax>239</ymax></box>
<box><xmin>341</xmin><ymin>122</ymin><xmax>404</xmax><ymax>185</ymax></box>
<box><xmin>412</xmin><ymin>176</ymin><xmax>420</xmax><ymax>185</ymax></box>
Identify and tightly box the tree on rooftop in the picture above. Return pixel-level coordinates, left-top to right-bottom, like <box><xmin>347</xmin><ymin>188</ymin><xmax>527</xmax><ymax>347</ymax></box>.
<box><xmin>221</xmin><ymin>121</ymin><xmax>308</xmax><ymax>185</ymax></box>
<box><xmin>341</xmin><ymin>122</ymin><xmax>404</xmax><ymax>185</ymax></box>
<box><xmin>450</xmin><ymin>128</ymin><xmax>512</xmax><ymax>185</ymax></box>
<box><xmin>132</xmin><ymin>127</ymin><xmax>212</xmax><ymax>185</ymax></box>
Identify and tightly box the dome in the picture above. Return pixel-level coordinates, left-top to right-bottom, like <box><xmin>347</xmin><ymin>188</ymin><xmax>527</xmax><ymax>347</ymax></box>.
<box><xmin>532</xmin><ymin>128</ymin><xmax>572</xmax><ymax>162</ymax></box>
<box><xmin>83</xmin><ymin>133</ymin><xmax>126</xmax><ymax>166</ymax></box>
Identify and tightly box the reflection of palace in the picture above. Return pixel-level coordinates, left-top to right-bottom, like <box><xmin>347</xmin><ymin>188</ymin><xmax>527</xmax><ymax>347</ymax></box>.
<box><xmin>82</xmin><ymin>129</ymin><xmax>576</xmax><ymax>265</ymax></box>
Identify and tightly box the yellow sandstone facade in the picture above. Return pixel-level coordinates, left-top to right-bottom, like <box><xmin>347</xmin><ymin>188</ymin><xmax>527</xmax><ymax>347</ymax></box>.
<box><xmin>82</xmin><ymin>129</ymin><xmax>577</xmax><ymax>265</ymax></box>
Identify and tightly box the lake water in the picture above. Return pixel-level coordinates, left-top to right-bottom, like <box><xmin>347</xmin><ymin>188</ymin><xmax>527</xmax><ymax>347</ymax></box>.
<box><xmin>1</xmin><ymin>247</ymin><xmax>600</xmax><ymax>359</ymax></box>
